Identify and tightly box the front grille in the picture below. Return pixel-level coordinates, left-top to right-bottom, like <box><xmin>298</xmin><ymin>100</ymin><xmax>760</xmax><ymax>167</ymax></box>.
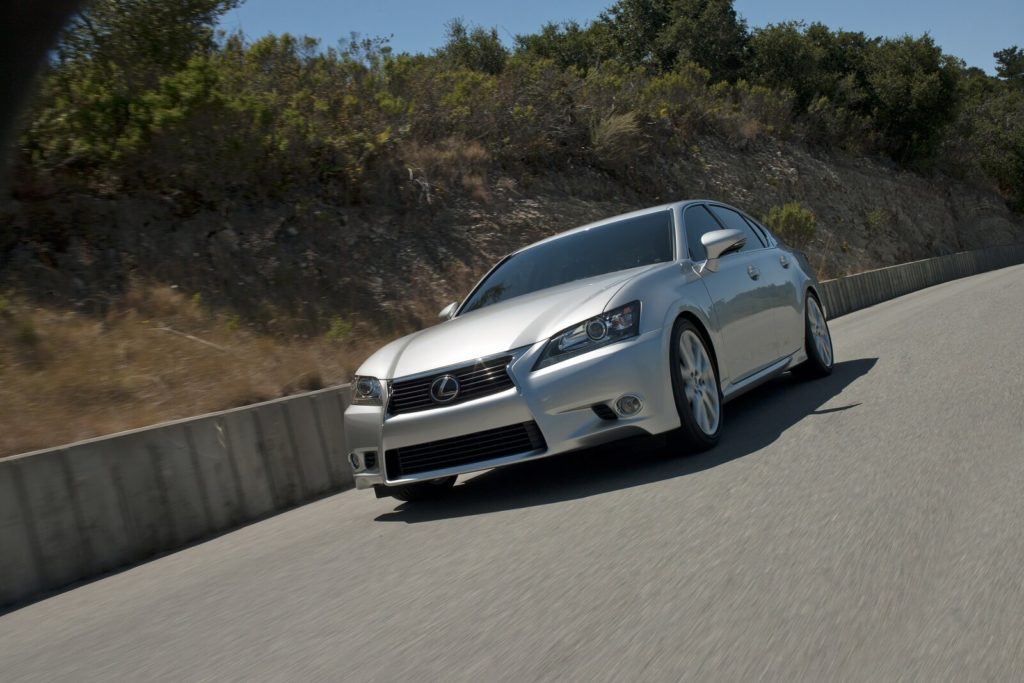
<box><xmin>363</xmin><ymin>451</ymin><xmax>377</xmax><ymax>469</ymax></box>
<box><xmin>592</xmin><ymin>404</ymin><xmax>618</xmax><ymax>420</ymax></box>
<box><xmin>385</xmin><ymin>421</ymin><xmax>546</xmax><ymax>478</ymax></box>
<box><xmin>388</xmin><ymin>355</ymin><xmax>515</xmax><ymax>416</ymax></box>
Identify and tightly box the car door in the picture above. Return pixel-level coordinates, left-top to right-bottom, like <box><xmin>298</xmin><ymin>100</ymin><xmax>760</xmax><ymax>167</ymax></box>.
<box><xmin>683</xmin><ymin>204</ymin><xmax>781</xmax><ymax>386</ymax></box>
<box><xmin>706</xmin><ymin>205</ymin><xmax>802</xmax><ymax>363</ymax></box>
<box><xmin>742</xmin><ymin>215</ymin><xmax>805</xmax><ymax>357</ymax></box>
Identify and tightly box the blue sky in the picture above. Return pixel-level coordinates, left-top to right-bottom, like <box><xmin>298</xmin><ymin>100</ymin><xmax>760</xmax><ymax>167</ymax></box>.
<box><xmin>222</xmin><ymin>0</ymin><xmax>1022</xmax><ymax>74</ymax></box>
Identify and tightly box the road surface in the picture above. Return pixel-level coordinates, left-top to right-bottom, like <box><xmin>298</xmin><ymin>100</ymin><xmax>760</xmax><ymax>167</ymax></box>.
<box><xmin>2</xmin><ymin>265</ymin><xmax>1023</xmax><ymax>681</ymax></box>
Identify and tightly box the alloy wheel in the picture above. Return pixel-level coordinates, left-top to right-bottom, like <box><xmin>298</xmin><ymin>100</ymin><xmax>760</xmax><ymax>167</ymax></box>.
<box><xmin>807</xmin><ymin>297</ymin><xmax>833</xmax><ymax>368</ymax></box>
<box><xmin>677</xmin><ymin>329</ymin><xmax>720</xmax><ymax>435</ymax></box>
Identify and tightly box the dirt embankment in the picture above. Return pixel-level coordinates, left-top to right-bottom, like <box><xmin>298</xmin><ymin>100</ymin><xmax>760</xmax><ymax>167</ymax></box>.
<box><xmin>1</xmin><ymin>134</ymin><xmax>1022</xmax><ymax>455</ymax></box>
<box><xmin>4</xmin><ymin>135</ymin><xmax>1021</xmax><ymax>332</ymax></box>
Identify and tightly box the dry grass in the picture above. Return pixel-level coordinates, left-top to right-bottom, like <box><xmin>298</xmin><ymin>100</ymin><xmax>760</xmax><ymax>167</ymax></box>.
<box><xmin>0</xmin><ymin>286</ymin><xmax>385</xmax><ymax>457</ymax></box>
<box><xmin>400</xmin><ymin>136</ymin><xmax>491</xmax><ymax>204</ymax></box>
<box><xmin>590</xmin><ymin>112</ymin><xmax>647</xmax><ymax>170</ymax></box>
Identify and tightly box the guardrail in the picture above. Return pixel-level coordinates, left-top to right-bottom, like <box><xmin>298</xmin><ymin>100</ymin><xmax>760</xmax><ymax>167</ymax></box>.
<box><xmin>1</xmin><ymin>385</ymin><xmax>353</xmax><ymax>606</ymax></box>
<box><xmin>3</xmin><ymin>242</ymin><xmax>1023</xmax><ymax>607</ymax></box>
<box><xmin>817</xmin><ymin>243</ymin><xmax>1024</xmax><ymax>319</ymax></box>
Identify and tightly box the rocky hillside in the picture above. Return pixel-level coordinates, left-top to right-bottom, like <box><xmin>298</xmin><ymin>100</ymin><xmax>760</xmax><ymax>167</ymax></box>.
<box><xmin>3</xmin><ymin>134</ymin><xmax>1021</xmax><ymax>338</ymax></box>
<box><xmin>3</xmin><ymin>128</ymin><xmax>1023</xmax><ymax>459</ymax></box>
<box><xmin>3</xmin><ymin>0</ymin><xmax>1024</xmax><ymax>455</ymax></box>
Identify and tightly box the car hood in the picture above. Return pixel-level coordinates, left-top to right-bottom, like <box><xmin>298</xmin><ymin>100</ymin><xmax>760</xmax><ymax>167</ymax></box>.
<box><xmin>358</xmin><ymin>266</ymin><xmax>653</xmax><ymax>379</ymax></box>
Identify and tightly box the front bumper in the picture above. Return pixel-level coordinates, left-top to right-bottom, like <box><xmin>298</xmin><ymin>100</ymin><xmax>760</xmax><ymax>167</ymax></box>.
<box><xmin>344</xmin><ymin>328</ymin><xmax>678</xmax><ymax>489</ymax></box>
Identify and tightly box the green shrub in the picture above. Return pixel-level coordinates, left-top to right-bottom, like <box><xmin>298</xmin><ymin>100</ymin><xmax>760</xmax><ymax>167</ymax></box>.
<box><xmin>326</xmin><ymin>316</ymin><xmax>353</xmax><ymax>342</ymax></box>
<box><xmin>865</xmin><ymin>207</ymin><xmax>890</xmax><ymax>234</ymax></box>
<box><xmin>12</xmin><ymin>0</ymin><xmax>1022</xmax><ymax>216</ymax></box>
<box><xmin>804</xmin><ymin>94</ymin><xmax>876</xmax><ymax>151</ymax></box>
<box><xmin>763</xmin><ymin>202</ymin><xmax>817</xmax><ymax>247</ymax></box>
<box><xmin>642</xmin><ymin>63</ymin><xmax>712</xmax><ymax>132</ymax></box>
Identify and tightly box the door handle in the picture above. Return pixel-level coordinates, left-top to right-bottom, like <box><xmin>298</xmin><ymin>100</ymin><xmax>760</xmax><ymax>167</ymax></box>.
<box><xmin>747</xmin><ymin>265</ymin><xmax>760</xmax><ymax>280</ymax></box>
<box><xmin>779</xmin><ymin>255</ymin><xmax>790</xmax><ymax>268</ymax></box>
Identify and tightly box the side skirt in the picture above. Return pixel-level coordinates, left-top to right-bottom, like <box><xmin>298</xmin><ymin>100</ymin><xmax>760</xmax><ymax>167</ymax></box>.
<box><xmin>721</xmin><ymin>354</ymin><xmax>797</xmax><ymax>404</ymax></box>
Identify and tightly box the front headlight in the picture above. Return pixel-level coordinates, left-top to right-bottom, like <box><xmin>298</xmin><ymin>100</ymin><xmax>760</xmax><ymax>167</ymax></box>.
<box><xmin>534</xmin><ymin>301</ymin><xmax>640</xmax><ymax>370</ymax></box>
<box><xmin>351</xmin><ymin>375</ymin><xmax>383</xmax><ymax>406</ymax></box>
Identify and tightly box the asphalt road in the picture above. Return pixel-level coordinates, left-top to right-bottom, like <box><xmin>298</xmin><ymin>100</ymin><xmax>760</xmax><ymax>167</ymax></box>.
<box><xmin>3</xmin><ymin>265</ymin><xmax>1024</xmax><ymax>682</ymax></box>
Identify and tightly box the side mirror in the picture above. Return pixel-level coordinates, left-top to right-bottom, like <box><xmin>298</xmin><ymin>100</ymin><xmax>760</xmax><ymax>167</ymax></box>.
<box><xmin>700</xmin><ymin>229</ymin><xmax>746</xmax><ymax>272</ymax></box>
<box><xmin>438</xmin><ymin>302</ymin><xmax>458</xmax><ymax>321</ymax></box>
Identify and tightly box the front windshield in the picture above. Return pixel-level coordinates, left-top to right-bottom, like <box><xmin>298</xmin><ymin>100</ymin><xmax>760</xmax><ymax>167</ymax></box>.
<box><xmin>460</xmin><ymin>210</ymin><xmax>674</xmax><ymax>313</ymax></box>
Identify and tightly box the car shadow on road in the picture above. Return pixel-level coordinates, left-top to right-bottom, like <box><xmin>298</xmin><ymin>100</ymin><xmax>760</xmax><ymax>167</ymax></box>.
<box><xmin>375</xmin><ymin>357</ymin><xmax>877</xmax><ymax>523</ymax></box>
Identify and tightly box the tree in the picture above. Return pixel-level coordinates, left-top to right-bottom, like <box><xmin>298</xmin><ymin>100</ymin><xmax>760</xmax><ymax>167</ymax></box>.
<box><xmin>995</xmin><ymin>46</ymin><xmax>1024</xmax><ymax>90</ymax></box>
<box><xmin>747</xmin><ymin>22</ymin><xmax>826</xmax><ymax>109</ymax></box>
<box><xmin>437</xmin><ymin>19</ymin><xmax>507</xmax><ymax>75</ymax></box>
<box><xmin>598</xmin><ymin>0</ymin><xmax>672</xmax><ymax>70</ymax></box>
<box><xmin>748</xmin><ymin>23</ymin><xmax>874</xmax><ymax>112</ymax></box>
<box><xmin>26</xmin><ymin>0</ymin><xmax>240</xmax><ymax>165</ymax></box>
<box><xmin>514</xmin><ymin>21</ymin><xmax>614</xmax><ymax>72</ymax></box>
<box><xmin>598</xmin><ymin>0</ymin><xmax>747</xmax><ymax>80</ymax></box>
<box><xmin>58</xmin><ymin>0</ymin><xmax>241</xmax><ymax>88</ymax></box>
<box><xmin>864</xmin><ymin>34</ymin><xmax>962</xmax><ymax>162</ymax></box>
<box><xmin>655</xmin><ymin>0</ymin><xmax>747</xmax><ymax>81</ymax></box>
<box><xmin>968</xmin><ymin>88</ymin><xmax>1024</xmax><ymax>209</ymax></box>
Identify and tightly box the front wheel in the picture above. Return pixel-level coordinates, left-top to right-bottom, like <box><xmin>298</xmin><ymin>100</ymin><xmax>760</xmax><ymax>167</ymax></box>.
<box><xmin>389</xmin><ymin>476</ymin><xmax>457</xmax><ymax>502</ymax></box>
<box><xmin>667</xmin><ymin>319</ymin><xmax>722</xmax><ymax>453</ymax></box>
<box><xmin>793</xmin><ymin>294</ymin><xmax>834</xmax><ymax>379</ymax></box>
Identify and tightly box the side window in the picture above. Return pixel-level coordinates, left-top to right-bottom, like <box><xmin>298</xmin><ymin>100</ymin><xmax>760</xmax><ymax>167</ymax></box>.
<box><xmin>746</xmin><ymin>216</ymin><xmax>780</xmax><ymax>246</ymax></box>
<box><xmin>742</xmin><ymin>216</ymin><xmax>771</xmax><ymax>246</ymax></box>
<box><xmin>708</xmin><ymin>205</ymin><xmax>765</xmax><ymax>252</ymax></box>
<box><xmin>683</xmin><ymin>205</ymin><xmax>722</xmax><ymax>261</ymax></box>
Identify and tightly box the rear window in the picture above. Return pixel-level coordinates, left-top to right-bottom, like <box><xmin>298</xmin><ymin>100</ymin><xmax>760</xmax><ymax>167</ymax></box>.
<box><xmin>461</xmin><ymin>211</ymin><xmax>674</xmax><ymax>313</ymax></box>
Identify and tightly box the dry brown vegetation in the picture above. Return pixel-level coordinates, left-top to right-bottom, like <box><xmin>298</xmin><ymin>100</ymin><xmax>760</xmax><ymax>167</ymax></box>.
<box><xmin>400</xmin><ymin>137</ymin><xmax>492</xmax><ymax>205</ymax></box>
<box><xmin>4</xmin><ymin>1</ymin><xmax>1024</xmax><ymax>458</ymax></box>
<box><xmin>0</xmin><ymin>286</ymin><xmax>382</xmax><ymax>457</ymax></box>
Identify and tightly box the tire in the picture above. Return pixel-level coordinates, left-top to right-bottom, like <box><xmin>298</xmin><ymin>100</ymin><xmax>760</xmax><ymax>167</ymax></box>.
<box><xmin>792</xmin><ymin>293</ymin><xmax>834</xmax><ymax>379</ymax></box>
<box><xmin>667</xmin><ymin>318</ymin><xmax>722</xmax><ymax>453</ymax></box>
<box><xmin>388</xmin><ymin>476</ymin><xmax>457</xmax><ymax>502</ymax></box>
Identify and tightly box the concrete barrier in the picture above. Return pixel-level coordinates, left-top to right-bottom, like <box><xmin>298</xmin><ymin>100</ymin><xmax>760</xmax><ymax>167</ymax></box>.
<box><xmin>817</xmin><ymin>243</ymin><xmax>1024</xmax><ymax>319</ymax></box>
<box><xmin>2</xmin><ymin>243</ymin><xmax>1023</xmax><ymax>608</ymax></box>
<box><xmin>1</xmin><ymin>385</ymin><xmax>353</xmax><ymax>607</ymax></box>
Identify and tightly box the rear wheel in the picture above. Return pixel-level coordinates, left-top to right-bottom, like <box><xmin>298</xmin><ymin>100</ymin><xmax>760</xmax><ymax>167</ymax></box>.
<box><xmin>667</xmin><ymin>319</ymin><xmax>722</xmax><ymax>452</ymax></box>
<box><xmin>793</xmin><ymin>294</ymin><xmax>833</xmax><ymax>379</ymax></box>
<box><xmin>389</xmin><ymin>476</ymin><xmax>457</xmax><ymax>502</ymax></box>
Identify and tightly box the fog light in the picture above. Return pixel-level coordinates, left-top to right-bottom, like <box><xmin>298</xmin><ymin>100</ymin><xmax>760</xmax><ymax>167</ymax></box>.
<box><xmin>615</xmin><ymin>395</ymin><xmax>643</xmax><ymax>416</ymax></box>
<box><xmin>348</xmin><ymin>453</ymin><xmax>361</xmax><ymax>470</ymax></box>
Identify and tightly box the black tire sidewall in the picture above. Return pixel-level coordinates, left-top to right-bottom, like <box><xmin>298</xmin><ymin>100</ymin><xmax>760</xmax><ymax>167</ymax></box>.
<box><xmin>805</xmin><ymin>295</ymin><xmax>833</xmax><ymax>373</ymax></box>
<box><xmin>667</xmin><ymin>318</ymin><xmax>722</xmax><ymax>451</ymax></box>
<box><xmin>795</xmin><ymin>293</ymin><xmax>833</xmax><ymax>378</ymax></box>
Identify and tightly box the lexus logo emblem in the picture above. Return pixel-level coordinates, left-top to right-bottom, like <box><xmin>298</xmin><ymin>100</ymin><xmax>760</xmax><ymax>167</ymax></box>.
<box><xmin>429</xmin><ymin>374</ymin><xmax>461</xmax><ymax>403</ymax></box>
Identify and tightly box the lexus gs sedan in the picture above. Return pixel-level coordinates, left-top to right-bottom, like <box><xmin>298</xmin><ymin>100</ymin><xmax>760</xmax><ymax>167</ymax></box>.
<box><xmin>344</xmin><ymin>200</ymin><xmax>834</xmax><ymax>500</ymax></box>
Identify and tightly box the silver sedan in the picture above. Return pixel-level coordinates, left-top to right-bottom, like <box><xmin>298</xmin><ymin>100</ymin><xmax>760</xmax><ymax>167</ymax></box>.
<box><xmin>344</xmin><ymin>200</ymin><xmax>834</xmax><ymax>500</ymax></box>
